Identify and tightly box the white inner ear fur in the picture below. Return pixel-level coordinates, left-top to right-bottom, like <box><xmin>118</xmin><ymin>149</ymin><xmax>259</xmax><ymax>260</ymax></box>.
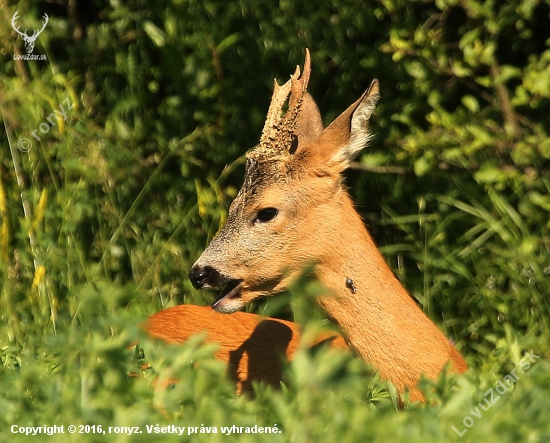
<box><xmin>331</xmin><ymin>88</ymin><xmax>379</xmax><ymax>166</ymax></box>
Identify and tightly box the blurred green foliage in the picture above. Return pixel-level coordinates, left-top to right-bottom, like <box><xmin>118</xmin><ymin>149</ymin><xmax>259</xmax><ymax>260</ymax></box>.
<box><xmin>0</xmin><ymin>0</ymin><xmax>549</xmax><ymax>441</ymax></box>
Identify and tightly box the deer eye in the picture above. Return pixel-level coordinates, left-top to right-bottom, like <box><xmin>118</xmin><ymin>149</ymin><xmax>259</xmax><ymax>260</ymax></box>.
<box><xmin>255</xmin><ymin>208</ymin><xmax>278</xmax><ymax>223</ymax></box>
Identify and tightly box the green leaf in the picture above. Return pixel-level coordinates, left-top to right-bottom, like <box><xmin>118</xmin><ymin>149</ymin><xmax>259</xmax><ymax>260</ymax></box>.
<box><xmin>461</xmin><ymin>95</ymin><xmax>480</xmax><ymax>112</ymax></box>
<box><xmin>459</xmin><ymin>28</ymin><xmax>480</xmax><ymax>50</ymax></box>
<box><xmin>500</xmin><ymin>65</ymin><xmax>522</xmax><ymax>82</ymax></box>
<box><xmin>474</xmin><ymin>165</ymin><xmax>503</xmax><ymax>183</ymax></box>
<box><xmin>452</xmin><ymin>60</ymin><xmax>473</xmax><ymax>77</ymax></box>
<box><xmin>143</xmin><ymin>20</ymin><xmax>166</xmax><ymax>47</ymax></box>
<box><xmin>216</xmin><ymin>34</ymin><xmax>239</xmax><ymax>54</ymax></box>
<box><xmin>361</xmin><ymin>152</ymin><xmax>389</xmax><ymax>167</ymax></box>
<box><xmin>528</xmin><ymin>191</ymin><xmax>550</xmax><ymax>211</ymax></box>
<box><xmin>414</xmin><ymin>155</ymin><xmax>434</xmax><ymax>176</ymax></box>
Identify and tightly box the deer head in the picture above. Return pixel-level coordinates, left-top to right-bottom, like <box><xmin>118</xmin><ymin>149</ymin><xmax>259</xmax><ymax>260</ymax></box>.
<box><xmin>11</xmin><ymin>11</ymin><xmax>49</xmax><ymax>54</ymax></box>
<box><xmin>190</xmin><ymin>49</ymin><xmax>380</xmax><ymax>313</ymax></box>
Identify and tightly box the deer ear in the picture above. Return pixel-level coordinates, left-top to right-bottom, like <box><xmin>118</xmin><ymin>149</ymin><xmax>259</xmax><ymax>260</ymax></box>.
<box><xmin>334</xmin><ymin>79</ymin><xmax>379</xmax><ymax>164</ymax></box>
<box><xmin>309</xmin><ymin>79</ymin><xmax>379</xmax><ymax>172</ymax></box>
<box><xmin>292</xmin><ymin>93</ymin><xmax>324</xmax><ymax>153</ymax></box>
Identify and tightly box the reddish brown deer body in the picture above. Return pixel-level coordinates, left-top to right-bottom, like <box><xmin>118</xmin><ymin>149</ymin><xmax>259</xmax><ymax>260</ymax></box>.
<box><xmin>146</xmin><ymin>304</ymin><xmax>348</xmax><ymax>394</ymax></box>
<box><xmin>146</xmin><ymin>49</ymin><xmax>467</xmax><ymax>402</ymax></box>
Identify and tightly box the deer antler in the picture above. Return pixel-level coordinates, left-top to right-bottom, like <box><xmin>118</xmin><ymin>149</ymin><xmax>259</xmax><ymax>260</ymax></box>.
<box><xmin>11</xmin><ymin>11</ymin><xmax>28</xmax><ymax>38</ymax></box>
<box><xmin>11</xmin><ymin>11</ymin><xmax>48</xmax><ymax>38</ymax></box>
<box><xmin>31</xmin><ymin>13</ymin><xmax>49</xmax><ymax>38</ymax></box>
<box><xmin>287</xmin><ymin>49</ymin><xmax>311</xmax><ymax>114</ymax></box>
<box><xmin>11</xmin><ymin>11</ymin><xmax>49</xmax><ymax>54</ymax></box>
<box><xmin>255</xmin><ymin>49</ymin><xmax>312</xmax><ymax>160</ymax></box>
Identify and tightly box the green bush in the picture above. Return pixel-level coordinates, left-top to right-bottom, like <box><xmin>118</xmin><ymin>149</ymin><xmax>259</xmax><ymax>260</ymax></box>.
<box><xmin>1</xmin><ymin>0</ymin><xmax>549</xmax><ymax>441</ymax></box>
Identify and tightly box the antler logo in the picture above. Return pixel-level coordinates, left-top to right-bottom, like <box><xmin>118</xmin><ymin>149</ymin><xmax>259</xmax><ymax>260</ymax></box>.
<box><xmin>11</xmin><ymin>11</ymin><xmax>49</xmax><ymax>54</ymax></box>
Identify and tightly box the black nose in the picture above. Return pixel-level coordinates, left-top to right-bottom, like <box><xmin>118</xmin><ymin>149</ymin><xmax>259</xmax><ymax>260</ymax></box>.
<box><xmin>189</xmin><ymin>265</ymin><xmax>222</xmax><ymax>289</ymax></box>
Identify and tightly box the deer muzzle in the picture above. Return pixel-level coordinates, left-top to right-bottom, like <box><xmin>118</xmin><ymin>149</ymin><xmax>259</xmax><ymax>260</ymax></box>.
<box><xmin>188</xmin><ymin>265</ymin><xmax>225</xmax><ymax>289</ymax></box>
<box><xmin>189</xmin><ymin>265</ymin><xmax>244</xmax><ymax>313</ymax></box>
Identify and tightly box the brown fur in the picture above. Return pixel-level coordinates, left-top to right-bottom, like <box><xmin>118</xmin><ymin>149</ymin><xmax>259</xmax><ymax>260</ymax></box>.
<box><xmin>145</xmin><ymin>305</ymin><xmax>347</xmax><ymax>395</ymax></box>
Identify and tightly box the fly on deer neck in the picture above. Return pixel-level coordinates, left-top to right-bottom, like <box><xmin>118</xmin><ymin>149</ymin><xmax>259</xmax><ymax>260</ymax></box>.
<box><xmin>345</xmin><ymin>278</ymin><xmax>357</xmax><ymax>294</ymax></box>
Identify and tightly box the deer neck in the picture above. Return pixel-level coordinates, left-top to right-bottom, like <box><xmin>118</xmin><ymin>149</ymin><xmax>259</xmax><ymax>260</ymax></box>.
<box><xmin>313</xmin><ymin>192</ymin><xmax>455</xmax><ymax>392</ymax></box>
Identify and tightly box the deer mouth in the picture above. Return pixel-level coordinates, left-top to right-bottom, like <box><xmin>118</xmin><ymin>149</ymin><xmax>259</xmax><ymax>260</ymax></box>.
<box><xmin>212</xmin><ymin>279</ymin><xmax>243</xmax><ymax>310</ymax></box>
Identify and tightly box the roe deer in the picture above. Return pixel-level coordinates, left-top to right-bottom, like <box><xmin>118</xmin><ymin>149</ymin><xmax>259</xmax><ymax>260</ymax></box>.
<box><xmin>146</xmin><ymin>49</ymin><xmax>467</xmax><ymax>402</ymax></box>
